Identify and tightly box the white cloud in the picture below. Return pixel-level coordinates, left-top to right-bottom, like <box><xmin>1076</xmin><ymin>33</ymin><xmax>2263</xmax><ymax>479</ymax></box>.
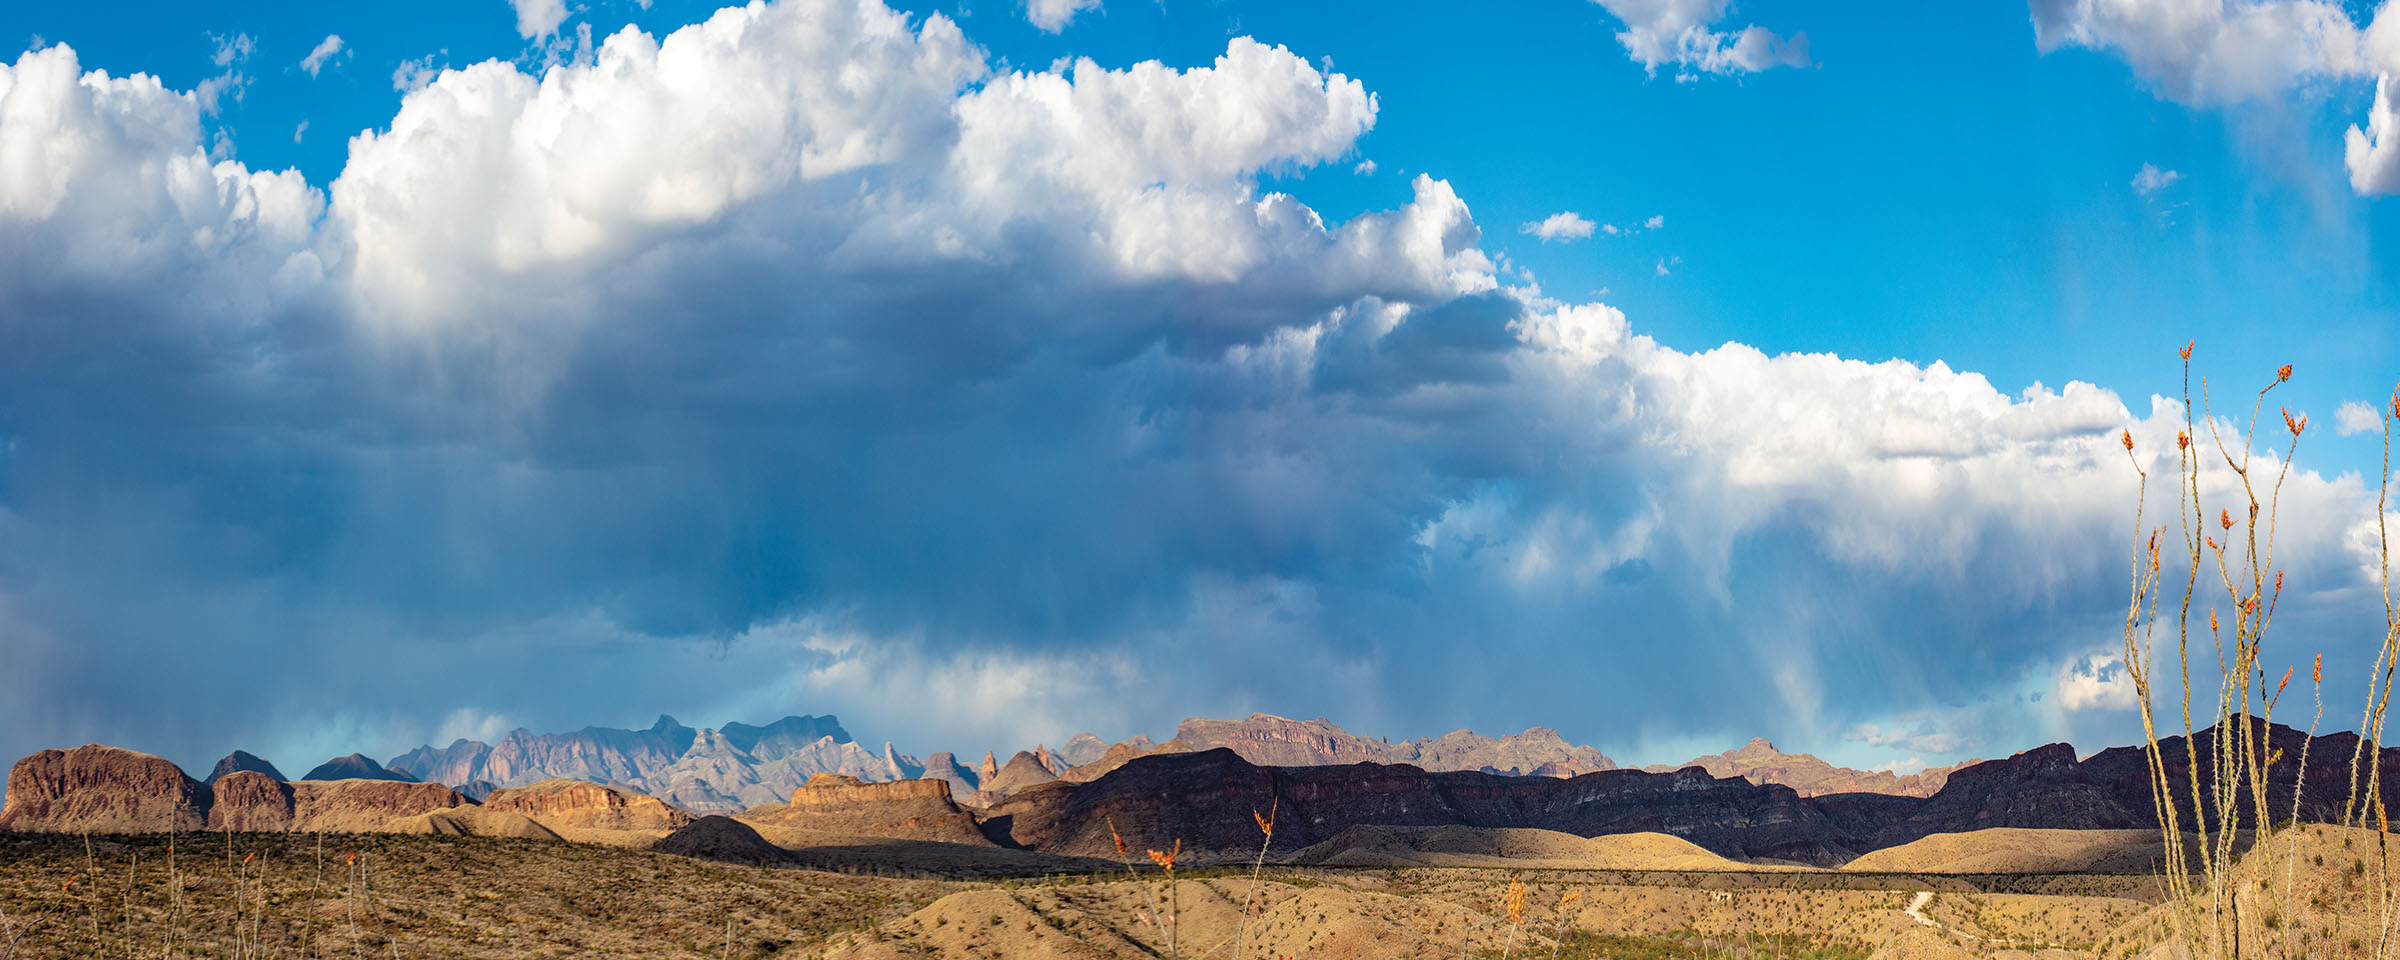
<box><xmin>1871</xmin><ymin>757</ymin><xmax>1927</xmax><ymax>776</ymax></box>
<box><xmin>2337</xmin><ymin>399</ymin><xmax>2385</xmax><ymax>436</ymax></box>
<box><xmin>2030</xmin><ymin>0</ymin><xmax>2364</xmax><ymax>104</ymax></box>
<box><xmin>1354</xmin><ymin>158</ymin><xmax>1377</xmax><ymax>175</ymax></box>
<box><xmin>300</xmin><ymin>35</ymin><xmax>346</xmax><ymax>77</ymax></box>
<box><xmin>2031</xmin><ymin>0</ymin><xmax>2400</xmax><ymax>194</ymax></box>
<box><xmin>1</xmin><ymin>0</ymin><xmax>2391</xmax><ymax>773</ymax></box>
<box><xmin>2056</xmin><ymin>652</ymin><xmax>2140</xmax><ymax>711</ymax></box>
<box><xmin>1644</xmin><ymin>213</ymin><xmax>1664</xmax><ymax>229</ymax></box>
<box><xmin>1589</xmin><ymin>0</ymin><xmax>1807</xmax><ymax>76</ymax></box>
<box><xmin>508</xmin><ymin>0</ymin><xmax>570</xmax><ymax>40</ymax></box>
<box><xmin>2130</xmin><ymin>162</ymin><xmax>2181</xmax><ymax>195</ymax></box>
<box><xmin>390</xmin><ymin>53</ymin><xmax>442</xmax><ymax>93</ymax></box>
<box><xmin>2346</xmin><ymin>73</ymin><xmax>2400</xmax><ymax>193</ymax></box>
<box><xmin>1026</xmin><ymin>0</ymin><xmax>1101</xmax><ymax>32</ymax></box>
<box><xmin>1655</xmin><ymin>256</ymin><xmax>1671</xmax><ymax>275</ymax></box>
<box><xmin>211</xmin><ymin>32</ymin><xmax>254</xmax><ymax>68</ymax></box>
<box><xmin>1522</xmin><ymin>211</ymin><xmax>1597</xmax><ymax>242</ymax></box>
<box><xmin>293</xmin><ymin>119</ymin><xmax>308</xmax><ymax>143</ymax></box>
<box><xmin>1844</xmin><ymin>722</ymin><xmax>1972</xmax><ymax>755</ymax></box>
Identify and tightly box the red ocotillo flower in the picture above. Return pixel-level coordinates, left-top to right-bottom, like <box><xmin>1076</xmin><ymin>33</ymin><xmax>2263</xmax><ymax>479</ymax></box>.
<box><xmin>2221</xmin><ymin>509</ymin><xmax>2234</xmax><ymax>531</ymax></box>
<box><xmin>2277</xmin><ymin>364</ymin><xmax>2293</xmax><ymax>382</ymax></box>
<box><xmin>2316</xmin><ymin>652</ymin><xmax>2324</xmax><ymax>684</ymax></box>
<box><xmin>1505</xmin><ymin>876</ymin><xmax>1528</xmax><ymax>926</ymax></box>
<box><xmin>2180</xmin><ymin>340</ymin><xmax>2193</xmax><ymax>360</ymax></box>
<box><xmin>1146</xmin><ymin>840</ymin><xmax>1181</xmax><ymax>874</ymax></box>
<box><xmin>2283</xmin><ymin>407</ymin><xmax>2306</xmax><ymax>436</ymax></box>
<box><xmin>2177</xmin><ymin>431</ymin><xmax>2189</xmax><ymax>450</ymax></box>
<box><xmin>2278</xmin><ymin>667</ymin><xmax>2292</xmax><ymax>696</ymax></box>
<box><xmin>2121</xmin><ymin>429</ymin><xmax>2134</xmax><ymax>452</ymax></box>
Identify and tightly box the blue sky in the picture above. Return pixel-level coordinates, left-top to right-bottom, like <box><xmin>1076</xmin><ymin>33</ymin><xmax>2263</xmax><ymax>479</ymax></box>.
<box><xmin>1</xmin><ymin>0</ymin><xmax>2396</xmax><ymax>781</ymax></box>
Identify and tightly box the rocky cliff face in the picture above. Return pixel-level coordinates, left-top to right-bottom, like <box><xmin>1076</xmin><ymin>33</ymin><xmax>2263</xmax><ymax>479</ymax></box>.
<box><xmin>382</xmin><ymin>714</ymin><xmax>915</xmax><ymax>813</ymax></box>
<box><xmin>1160</xmin><ymin>714</ymin><xmax>1617</xmax><ymax>777</ymax></box>
<box><xmin>287</xmin><ymin>779</ymin><xmax>474</xmax><ymax>832</ymax></box>
<box><xmin>1644</xmin><ymin>738</ymin><xmax>1975</xmax><ymax>798</ymax></box>
<box><xmin>738</xmin><ymin>775</ymin><xmax>991</xmax><ymax>846</ymax></box>
<box><xmin>207</xmin><ymin>771</ymin><xmax>295</xmax><ymax>831</ymax></box>
<box><xmin>980</xmin><ymin>750</ymin><xmax>1061</xmax><ymax>800</ymax></box>
<box><xmin>1057</xmin><ymin>733</ymin><xmax>1113</xmax><ymax>767</ymax></box>
<box><xmin>921</xmin><ymin>752</ymin><xmax>982</xmax><ymax>799</ymax></box>
<box><xmin>1868</xmin><ymin>721</ymin><xmax>2400</xmax><ymax>848</ymax></box>
<box><xmin>206</xmin><ymin>751</ymin><xmax>286</xmax><ymax>785</ymax></box>
<box><xmin>0</xmin><ymin>745</ymin><xmax>211</xmax><ymax>833</ymax></box>
<box><xmin>482</xmin><ymin>779</ymin><xmax>694</xmax><ymax>835</ymax></box>
<box><xmin>984</xmin><ymin>748</ymin><xmax>1858</xmax><ymax>866</ymax></box>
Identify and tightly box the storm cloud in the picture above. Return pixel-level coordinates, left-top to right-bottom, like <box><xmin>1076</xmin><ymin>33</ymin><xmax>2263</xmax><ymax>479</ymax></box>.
<box><xmin>0</xmin><ymin>0</ymin><xmax>2388</xmax><ymax>779</ymax></box>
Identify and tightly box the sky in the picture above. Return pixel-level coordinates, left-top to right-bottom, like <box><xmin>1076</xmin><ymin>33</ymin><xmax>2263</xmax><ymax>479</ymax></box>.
<box><xmin>1</xmin><ymin>0</ymin><xmax>2398</xmax><ymax>784</ymax></box>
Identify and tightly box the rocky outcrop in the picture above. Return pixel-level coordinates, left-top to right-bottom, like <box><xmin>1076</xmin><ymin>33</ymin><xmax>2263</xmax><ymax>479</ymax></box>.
<box><xmin>0</xmin><ymin>745</ymin><xmax>211</xmax><ymax>833</ymax></box>
<box><xmin>482</xmin><ymin>778</ymin><xmax>693</xmax><ymax>841</ymax></box>
<box><xmin>984</xmin><ymin>748</ymin><xmax>1858</xmax><ymax>866</ymax></box>
<box><xmin>1869</xmin><ymin>721</ymin><xmax>2400</xmax><ymax>848</ymax></box>
<box><xmin>881</xmin><ymin>742</ymin><xmax>924</xmax><ymax>781</ymax></box>
<box><xmin>385</xmin><ymin>739</ymin><xmax>495</xmax><ymax>787</ymax></box>
<box><xmin>980</xmin><ymin>751</ymin><xmax>1061</xmax><ymax>800</ymax></box>
<box><xmin>978</xmin><ymin>751</ymin><xmax>1000</xmax><ymax>785</ymax></box>
<box><xmin>208</xmin><ymin>771</ymin><xmax>295</xmax><ymax>832</ymax></box>
<box><xmin>287</xmin><ymin>779</ymin><xmax>473</xmax><ymax>832</ymax></box>
<box><xmin>302</xmin><ymin>754</ymin><xmax>417</xmax><ymax>782</ymax></box>
<box><xmin>1161</xmin><ymin>714</ymin><xmax>1616</xmax><ymax>776</ymax></box>
<box><xmin>1059</xmin><ymin>739</ymin><xmax>1176</xmax><ymax>784</ymax></box>
<box><xmin>206</xmin><ymin>751</ymin><xmax>286</xmax><ymax>785</ymax></box>
<box><xmin>384</xmin><ymin>714</ymin><xmax>907</xmax><ymax>814</ymax></box>
<box><xmin>739</xmin><ymin>775</ymin><xmax>991</xmax><ymax>846</ymax></box>
<box><xmin>921</xmin><ymin>752</ymin><xmax>981</xmax><ymax>799</ymax></box>
<box><xmin>655</xmin><ymin>815</ymin><xmax>792</xmax><ymax>865</ymax></box>
<box><xmin>1057</xmin><ymin>733</ymin><xmax>1113</xmax><ymax>767</ymax></box>
<box><xmin>1644</xmin><ymin>738</ymin><xmax>1975</xmax><ymax>798</ymax></box>
<box><xmin>385</xmin><ymin>807</ymin><xmax>561</xmax><ymax>840</ymax></box>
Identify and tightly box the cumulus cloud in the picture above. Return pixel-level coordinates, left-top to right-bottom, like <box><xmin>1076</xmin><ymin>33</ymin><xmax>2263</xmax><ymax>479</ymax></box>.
<box><xmin>1027</xmin><ymin>0</ymin><xmax>1101</xmax><ymax>32</ymax></box>
<box><xmin>1522</xmin><ymin>211</ymin><xmax>1597</xmax><ymax>242</ymax></box>
<box><xmin>0</xmin><ymin>0</ymin><xmax>2390</xmax><ymax>780</ymax></box>
<box><xmin>2030</xmin><ymin>0</ymin><xmax>2364</xmax><ymax>103</ymax></box>
<box><xmin>2030</xmin><ymin>0</ymin><xmax>2400</xmax><ymax>193</ymax></box>
<box><xmin>2131</xmin><ymin>162</ymin><xmax>2181</xmax><ymax>194</ymax></box>
<box><xmin>1354</xmin><ymin>158</ymin><xmax>1377</xmax><ymax>175</ymax></box>
<box><xmin>509</xmin><ymin>0</ymin><xmax>570</xmax><ymax>40</ymax></box>
<box><xmin>1589</xmin><ymin>0</ymin><xmax>1807</xmax><ymax>76</ymax></box>
<box><xmin>2055</xmin><ymin>652</ymin><xmax>2140</xmax><ymax>711</ymax></box>
<box><xmin>2337</xmin><ymin>399</ymin><xmax>2386</xmax><ymax>435</ymax></box>
<box><xmin>1844</xmin><ymin>722</ymin><xmax>1975</xmax><ymax>755</ymax></box>
<box><xmin>300</xmin><ymin>34</ymin><xmax>346</xmax><ymax>76</ymax></box>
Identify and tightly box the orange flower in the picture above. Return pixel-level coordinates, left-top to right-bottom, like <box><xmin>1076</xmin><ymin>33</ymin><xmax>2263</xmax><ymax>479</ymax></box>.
<box><xmin>2283</xmin><ymin>407</ymin><xmax>2306</xmax><ymax>436</ymax></box>
<box><xmin>2121</xmin><ymin>429</ymin><xmax>2134</xmax><ymax>452</ymax></box>
<box><xmin>2277</xmin><ymin>364</ymin><xmax>2292</xmax><ymax>383</ymax></box>
<box><xmin>346</xmin><ymin>851</ymin><xmax>356</xmax><ymax>867</ymax></box>
<box><xmin>2274</xmin><ymin>569</ymin><xmax>2284</xmax><ymax>595</ymax></box>
<box><xmin>2210</xmin><ymin>609</ymin><xmax>2219</xmax><ymax>633</ymax></box>
<box><xmin>2207</xmin><ymin>537</ymin><xmax>2218</xmax><ymax>551</ymax></box>
<box><xmin>242</xmin><ymin>852</ymin><xmax>254</xmax><ymax>867</ymax></box>
<box><xmin>2177</xmin><ymin>431</ymin><xmax>2189</xmax><ymax>450</ymax></box>
<box><xmin>2316</xmin><ymin>652</ymin><xmax>2324</xmax><ymax>685</ymax></box>
<box><xmin>1561</xmin><ymin>889</ymin><xmax>1582</xmax><ymax>906</ymax></box>
<box><xmin>2277</xmin><ymin>666</ymin><xmax>2292</xmax><ymax>696</ymax></box>
<box><xmin>2220</xmin><ymin>509</ymin><xmax>2234</xmax><ymax>531</ymax></box>
<box><xmin>1253</xmin><ymin>808</ymin><xmax>1275</xmax><ymax>838</ymax></box>
<box><xmin>2179</xmin><ymin>340</ymin><xmax>2193</xmax><ymax>361</ymax></box>
<box><xmin>1505</xmin><ymin>876</ymin><xmax>1528</xmax><ymax>926</ymax></box>
<box><xmin>1146</xmin><ymin>839</ymin><xmax>1180</xmax><ymax>873</ymax></box>
<box><xmin>1108</xmin><ymin>818</ymin><xmax>1128</xmax><ymax>859</ymax></box>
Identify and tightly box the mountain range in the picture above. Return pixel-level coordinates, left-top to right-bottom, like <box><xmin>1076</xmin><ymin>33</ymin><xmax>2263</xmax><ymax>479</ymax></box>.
<box><xmin>359</xmin><ymin>711</ymin><xmax>1995</xmax><ymax>812</ymax></box>
<box><xmin>17</xmin><ymin>717</ymin><xmax>2395</xmax><ymax>873</ymax></box>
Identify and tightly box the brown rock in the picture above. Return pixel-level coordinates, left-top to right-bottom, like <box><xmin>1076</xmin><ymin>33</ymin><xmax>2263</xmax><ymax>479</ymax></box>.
<box><xmin>739</xmin><ymin>776</ymin><xmax>991</xmax><ymax>846</ymax></box>
<box><xmin>0</xmin><ymin>745</ymin><xmax>210</xmax><ymax>833</ymax></box>
<box><xmin>655</xmin><ymin>815</ymin><xmax>793</xmax><ymax>865</ymax></box>
<box><xmin>480</xmin><ymin>778</ymin><xmax>694</xmax><ymax>836</ymax></box>
<box><xmin>976</xmin><ymin>750</ymin><xmax>1060</xmax><ymax>801</ymax></box>
<box><xmin>207</xmin><ymin>771</ymin><xmax>295</xmax><ymax>832</ymax></box>
<box><xmin>1642</xmin><ymin>737</ymin><xmax>1974</xmax><ymax>798</ymax></box>
<box><xmin>385</xmin><ymin>807</ymin><xmax>562</xmax><ymax>840</ymax></box>
<box><xmin>206</xmin><ymin>751</ymin><xmax>286</xmax><ymax>785</ymax></box>
<box><xmin>287</xmin><ymin>779</ymin><xmax>473</xmax><ymax>832</ymax></box>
